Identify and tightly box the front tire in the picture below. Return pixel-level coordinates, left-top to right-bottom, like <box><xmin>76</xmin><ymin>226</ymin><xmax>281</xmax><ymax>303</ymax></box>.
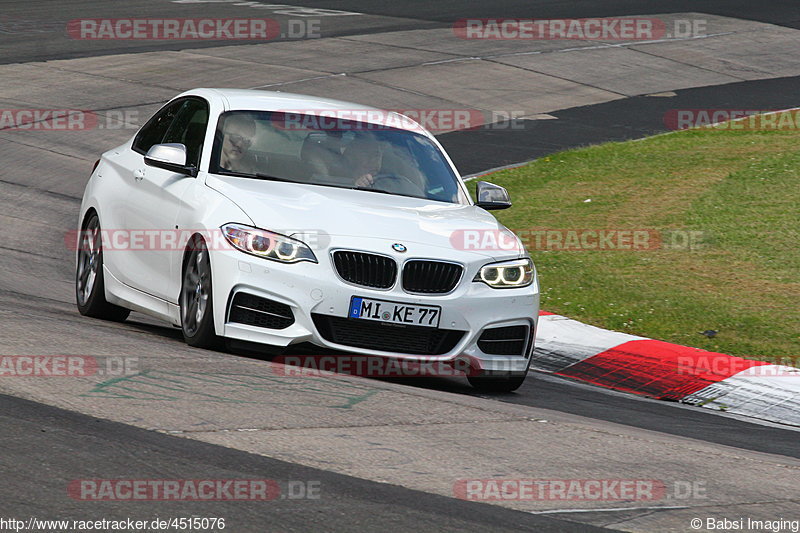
<box><xmin>75</xmin><ymin>214</ymin><xmax>130</xmax><ymax>322</ymax></box>
<box><xmin>180</xmin><ymin>238</ymin><xmax>220</xmax><ymax>348</ymax></box>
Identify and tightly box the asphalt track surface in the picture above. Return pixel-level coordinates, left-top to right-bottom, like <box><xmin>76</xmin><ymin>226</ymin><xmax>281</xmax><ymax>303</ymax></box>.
<box><xmin>1</xmin><ymin>393</ymin><xmax>603</xmax><ymax>532</ymax></box>
<box><xmin>3</xmin><ymin>0</ymin><xmax>800</xmax><ymax>64</ymax></box>
<box><xmin>402</xmin><ymin>374</ymin><xmax>800</xmax><ymax>460</ymax></box>
<box><xmin>441</xmin><ymin>74</ymin><xmax>800</xmax><ymax>175</ymax></box>
<box><xmin>2</xmin><ymin>1</ymin><xmax>800</xmax><ymax>530</ymax></box>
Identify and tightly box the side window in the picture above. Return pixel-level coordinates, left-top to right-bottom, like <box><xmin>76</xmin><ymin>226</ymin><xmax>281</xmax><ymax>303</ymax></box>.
<box><xmin>132</xmin><ymin>99</ymin><xmax>184</xmax><ymax>155</ymax></box>
<box><xmin>162</xmin><ymin>99</ymin><xmax>209</xmax><ymax>168</ymax></box>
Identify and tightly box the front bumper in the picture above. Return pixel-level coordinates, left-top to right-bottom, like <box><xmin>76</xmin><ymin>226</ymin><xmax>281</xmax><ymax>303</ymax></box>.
<box><xmin>210</xmin><ymin>238</ymin><xmax>539</xmax><ymax>373</ymax></box>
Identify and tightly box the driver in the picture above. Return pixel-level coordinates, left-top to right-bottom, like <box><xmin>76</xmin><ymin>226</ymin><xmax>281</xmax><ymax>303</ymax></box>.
<box><xmin>342</xmin><ymin>132</ymin><xmax>384</xmax><ymax>188</ymax></box>
<box><xmin>219</xmin><ymin>114</ymin><xmax>258</xmax><ymax>174</ymax></box>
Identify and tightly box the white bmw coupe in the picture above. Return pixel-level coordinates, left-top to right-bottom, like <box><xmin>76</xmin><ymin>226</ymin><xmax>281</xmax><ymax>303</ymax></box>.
<box><xmin>76</xmin><ymin>89</ymin><xmax>539</xmax><ymax>391</ymax></box>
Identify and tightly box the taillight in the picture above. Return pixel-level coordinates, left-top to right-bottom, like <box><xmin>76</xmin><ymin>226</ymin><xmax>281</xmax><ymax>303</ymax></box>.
<box><xmin>91</xmin><ymin>159</ymin><xmax>100</xmax><ymax>174</ymax></box>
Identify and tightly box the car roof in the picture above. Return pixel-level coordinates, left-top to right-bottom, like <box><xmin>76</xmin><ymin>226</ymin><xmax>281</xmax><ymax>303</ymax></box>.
<box><xmin>178</xmin><ymin>88</ymin><xmax>426</xmax><ymax>134</ymax></box>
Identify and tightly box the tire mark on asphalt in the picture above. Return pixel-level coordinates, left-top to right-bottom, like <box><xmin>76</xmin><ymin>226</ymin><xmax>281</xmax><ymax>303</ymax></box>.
<box><xmin>83</xmin><ymin>369</ymin><xmax>381</xmax><ymax>409</ymax></box>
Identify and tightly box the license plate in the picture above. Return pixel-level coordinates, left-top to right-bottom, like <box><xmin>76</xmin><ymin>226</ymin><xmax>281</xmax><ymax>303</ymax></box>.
<box><xmin>348</xmin><ymin>296</ymin><xmax>441</xmax><ymax>328</ymax></box>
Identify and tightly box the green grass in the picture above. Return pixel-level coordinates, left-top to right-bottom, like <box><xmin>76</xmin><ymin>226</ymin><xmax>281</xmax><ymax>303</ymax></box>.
<box><xmin>484</xmin><ymin>114</ymin><xmax>800</xmax><ymax>362</ymax></box>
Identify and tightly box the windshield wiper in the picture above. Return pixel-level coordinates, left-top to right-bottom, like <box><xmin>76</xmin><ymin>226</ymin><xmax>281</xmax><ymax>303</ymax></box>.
<box><xmin>351</xmin><ymin>186</ymin><xmax>396</xmax><ymax>195</ymax></box>
<box><xmin>351</xmin><ymin>186</ymin><xmax>428</xmax><ymax>200</ymax></box>
<box><xmin>217</xmin><ymin>170</ymin><xmax>296</xmax><ymax>183</ymax></box>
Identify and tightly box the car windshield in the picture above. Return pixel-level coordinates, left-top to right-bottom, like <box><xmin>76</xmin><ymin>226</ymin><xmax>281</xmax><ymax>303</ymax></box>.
<box><xmin>209</xmin><ymin>110</ymin><xmax>468</xmax><ymax>204</ymax></box>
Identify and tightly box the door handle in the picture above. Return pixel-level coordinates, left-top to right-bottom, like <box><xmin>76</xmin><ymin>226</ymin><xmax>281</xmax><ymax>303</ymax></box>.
<box><xmin>134</xmin><ymin>168</ymin><xmax>145</xmax><ymax>182</ymax></box>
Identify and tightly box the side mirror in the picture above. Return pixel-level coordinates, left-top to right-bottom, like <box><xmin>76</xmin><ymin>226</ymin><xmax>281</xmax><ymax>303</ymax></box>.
<box><xmin>144</xmin><ymin>143</ymin><xmax>198</xmax><ymax>177</ymax></box>
<box><xmin>475</xmin><ymin>181</ymin><xmax>511</xmax><ymax>210</ymax></box>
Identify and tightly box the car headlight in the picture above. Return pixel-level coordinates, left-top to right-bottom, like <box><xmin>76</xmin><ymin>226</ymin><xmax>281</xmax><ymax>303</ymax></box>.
<box><xmin>222</xmin><ymin>223</ymin><xmax>317</xmax><ymax>263</ymax></box>
<box><xmin>474</xmin><ymin>258</ymin><xmax>534</xmax><ymax>288</ymax></box>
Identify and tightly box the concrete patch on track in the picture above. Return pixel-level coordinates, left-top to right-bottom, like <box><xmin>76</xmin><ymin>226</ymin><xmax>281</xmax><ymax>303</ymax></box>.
<box><xmin>356</xmin><ymin>58</ymin><xmax>623</xmax><ymax>118</ymax></box>
<box><xmin>0</xmin><ymin>64</ymin><xmax>177</xmax><ymax>110</ymax></box>
<box><xmin>493</xmin><ymin>46</ymin><xmax>741</xmax><ymax>96</ymax></box>
<box><xmin>83</xmin><ymin>370</ymin><xmax>380</xmax><ymax>409</ymax></box>
<box><xmin>341</xmin><ymin>13</ymin><xmax>800</xmax><ymax>117</ymax></box>
<box><xmin>630</xmin><ymin>26</ymin><xmax>800</xmax><ymax>80</ymax></box>
<box><xmin>42</xmin><ymin>51</ymin><xmax>332</xmax><ymax>93</ymax></box>
<box><xmin>2</xmin><ymin>12</ymin><xmax>797</xmax><ymax>141</ymax></box>
<box><xmin>190</xmin><ymin>37</ymin><xmax>461</xmax><ymax>72</ymax></box>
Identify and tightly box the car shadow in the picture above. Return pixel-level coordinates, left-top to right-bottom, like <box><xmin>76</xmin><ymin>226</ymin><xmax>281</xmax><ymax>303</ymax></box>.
<box><xmin>122</xmin><ymin>314</ymin><xmax>524</xmax><ymax>397</ymax></box>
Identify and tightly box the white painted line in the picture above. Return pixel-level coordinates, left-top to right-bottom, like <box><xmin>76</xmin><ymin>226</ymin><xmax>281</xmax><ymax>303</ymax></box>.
<box><xmin>463</xmin><ymin>161</ymin><xmax>529</xmax><ymax>182</ymax></box>
<box><xmin>422</xmin><ymin>57</ymin><xmax>481</xmax><ymax>66</ymax></box>
<box><xmin>248</xmin><ymin>73</ymin><xmax>346</xmax><ymax>89</ymax></box>
<box><xmin>529</xmin><ymin>505</ymin><xmax>690</xmax><ymax>514</ymax></box>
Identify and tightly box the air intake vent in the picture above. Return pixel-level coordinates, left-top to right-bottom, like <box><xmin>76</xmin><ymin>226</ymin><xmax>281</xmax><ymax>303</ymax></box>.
<box><xmin>228</xmin><ymin>292</ymin><xmax>294</xmax><ymax>330</ymax></box>
<box><xmin>402</xmin><ymin>260</ymin><xmax>463</xmax><ymax>294</ymax></box>
<box><xmin>312</xmin><ymin>314</ymin><xmax>464</xmax><ymax>355</ymax></box>
<box><xmin>477</xmin><ymin>325</ymin><xmax>529</xmax><ymax>355</ymax></box>
<box><xmin>333</xmin><ymin>251</ymin><xmax>397</xmax><ymax>289</ymax></box>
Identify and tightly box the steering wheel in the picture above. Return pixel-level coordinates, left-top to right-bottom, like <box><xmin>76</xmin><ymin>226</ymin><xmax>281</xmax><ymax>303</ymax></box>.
<box><xmin>371</xmin><ymin>173</ymin><xmax>425</xmax><ymax>196</ymax></box>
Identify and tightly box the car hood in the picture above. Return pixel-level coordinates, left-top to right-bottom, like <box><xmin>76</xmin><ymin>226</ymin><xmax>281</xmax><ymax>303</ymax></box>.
<box><xmin>206</xmin><ymin>174</ymin><xmax>523</xmax><ymax>259</ymax></box>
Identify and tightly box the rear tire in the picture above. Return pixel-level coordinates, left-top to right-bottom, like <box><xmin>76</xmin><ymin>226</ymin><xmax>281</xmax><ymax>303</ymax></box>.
<box><xmin>75</xmin><ymin>214</ymin><xmax>130</xmax><ymax>322</ymax></box>
<box><xmin>180</xmin><ymin>238</ymin><xmax>220</xmax><ymax>349</ymax></box>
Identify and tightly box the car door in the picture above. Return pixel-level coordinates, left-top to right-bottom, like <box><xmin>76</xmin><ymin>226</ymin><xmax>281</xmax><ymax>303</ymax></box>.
<box><xmin>113</xmin><ymin>97</ymin><xmax>209</xmax><ymax>302</ymax></box>
<box><xmin>101</xmin><ymin>98</ymin><xmax>184</xmax><ymax>294</ymax></box>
